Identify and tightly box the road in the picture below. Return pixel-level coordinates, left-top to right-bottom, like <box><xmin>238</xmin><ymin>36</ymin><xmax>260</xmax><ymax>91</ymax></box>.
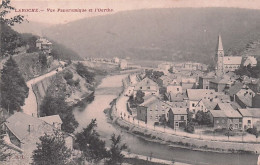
<box><xmin>22</xmin><ymin>67</ymin><xmax>62</xmax><ymax>117</ymax></box>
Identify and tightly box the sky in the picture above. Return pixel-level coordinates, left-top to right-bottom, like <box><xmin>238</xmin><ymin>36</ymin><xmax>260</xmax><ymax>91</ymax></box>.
<box><xmin>8</xmin><ymin>0</ymin><xmax>260</xmax><ymax>25</ymax></box>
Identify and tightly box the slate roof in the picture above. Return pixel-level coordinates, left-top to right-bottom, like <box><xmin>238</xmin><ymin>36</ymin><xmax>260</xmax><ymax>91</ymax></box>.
<box><xmin>134</xmin><ymin>77</ymin><xmax>158</xmax><ymax>91</ymax></box>
<box><xmin>170</xmin><ymin>108</ymin><xmax>187</xmax><ymax>115</ymax></box>
<box><xmin>223</xmin><ymin>56</ymin><xmax>242</xmax><ymax>65</ymax></box>
<box><xmin>5</xmin><ymin>112</ymin><xmax>49</xmax><ymax>141</ymax></box>
<box><xmin>186</xmin><ymin>89</ymin><xmax>215</xmax><ymax>101</ymax></box>
<box><xmin>239</xmin><ymin>108</ymin><xmax>260</xmax><ymax>118</ymax></box>
<box><xmin>210</xmin><ymin>110</ymin><xmax>227</xmax><ymax>118</ymax></box>
<box><xmin>40</xmin><ymin>115</ymin><xmax>62</xmax><ymax>125</ymax></box>
<box><xmin>227</xmin><ymin>82</ymin><xmax>244</xmax><ymax>96</ymax></box>
<box><xmin>140</xmin><ymin>95</ymin><xmax>159</xmax><ymax>107</ymax></box>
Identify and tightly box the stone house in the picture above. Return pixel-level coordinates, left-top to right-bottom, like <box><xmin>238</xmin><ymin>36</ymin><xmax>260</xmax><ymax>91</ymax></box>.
<box><xmin>2</xmin><ymin>112</ymin><xmax>73</xmax><ymax>152</ymax></box>
<box><xmin>167</xmin><ymin>108</ymin><xmax>187</xmax><ymax>129</ymax></box>
<box><xmin>133</xmin><ymin>77</ymin><xmax>159</xmax><ymax>98</ymax></box>
<box><xmin>238</xmin><ymin>108</ymin><xmax>260</xmax><ymax>130</ymax></box>
<box><xmin>209</xmin><ymin>110</ymin><xmax>228</xmax><ymax>129</ymax></box>
<box><xmin>198</xmin><ymin>76</ymin><xmax>215</xmax><ymax>89</ymax></box>
<box><xmin>214</xmin><ymin>103</ymin><xmax>242</xmax><ymax>130</ymax></box>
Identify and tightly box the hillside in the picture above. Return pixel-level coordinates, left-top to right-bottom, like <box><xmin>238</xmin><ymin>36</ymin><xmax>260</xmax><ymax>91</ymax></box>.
<box><xmin>43</xmin><ymin>8</ymin><xmax>260</xmax><ymax>64</ymax></box>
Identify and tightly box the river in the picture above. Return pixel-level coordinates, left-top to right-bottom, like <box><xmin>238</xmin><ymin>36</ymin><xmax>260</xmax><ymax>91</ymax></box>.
<box><xmin>73</xmin><ymin>74</ymin><xmax>258</xmax><ymax>165</ymax></box>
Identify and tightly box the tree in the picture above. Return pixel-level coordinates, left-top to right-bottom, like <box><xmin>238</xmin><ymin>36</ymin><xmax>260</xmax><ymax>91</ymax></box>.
<box><xmin>106</xmin><ymin>134</ymin><xmax>127</xmax><ymax>165</ymax></box>
<box><xmin>184</xmin><ymin>122</ymin><xmax>195</xmax><ymax>133</ymax></box>
<box><xmin>39</xmin><ymin>53</ymin><xmax>47</xmax><ymax>68</ymax></box>
<box><xmin>40</xmin><ymin>95</ymin><xmax>78</xmax><ymax>133</ymax></box>
<box><xmin>75</xmin><ymin>119</ymin><xmax>108</xmax><ymax>163</ymax></box>
<box><xmin>76</xmin><ymin>62</ymin><xmax>95</xmax><ymax>84</ymax></box>
<box><xmin>0</xmin><ymin>129</ymin><xmax>11</xmax><ymax>161</ymax></box>
<box><xmin>168</xmin><ymin>67</ymin><xmax>174</xmax><ymax>73</ymax></box>
<box><xmin>1</xmin><ymin>0</ymin><xmax>25</xmax><ymax>55</ymax></box>
<box><xmin>32</xmin><ymin>131</ymin><xmax>72</xmax><ymax>165</ymax></box>
<box><xmin>195</xmin><ymin>111</ymin><xmax>211</xmax><ymax>125</ymax></box>
<box><xmin>135</xmin><ymin>90</ymin><xmax>145</xmax><ymax>105</ymax></box>
<box><xmin>0</xmin><ymin>0</ymin><xmax>24</xmax><ymax>26</ymax></box>
<box><xmin>0</xmin><ymin>57</ymin><xmax>29</xmax><ymax>114</ymax></box>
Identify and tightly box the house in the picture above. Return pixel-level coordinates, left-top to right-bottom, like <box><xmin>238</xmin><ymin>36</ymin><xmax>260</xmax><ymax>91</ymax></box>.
<box><xmin>113</xmin><ymin>57</ymin><xmax>120</xmax><ymax>63</ymax></box>
<box><xmin>36</xmin><ymin>38</ymin><xmax>52</xmax><ymax>54</ymax></box>
<box><xmin>235</xmin><ymin>87</ymin><xmax>255</xmax><ymax>108</ymax></box>
<box><xmin>195</xmin><ymin>100</ymin><xmax>218</xmax><ymax>113</ymax></box>
<box><xmin>238</xmin><ymin>108</ymin><xmax>260</xmax><ymax>130</ymax></box>
<box><xmin>243</xmin><ymin>56</ymin><xmax>257</xmax><ymax>67</ymax></box>
<box><xmin>39</xmin><ymin>115</ymin><xmax>63</xmax><ymax>130</ymax></box>
<box><xmin>167</xmin><ymin>108</ymin><xmax>187</xmax><ymax>129</ymax></box>
<box><xmin>166</xmin><ymin>80</ymin><xmax>182</xmax><ymax>94</ymax></box>
<box><xmin>133</xmin><ymin>77</ymin><xmax>159</xmax><ymax>98</ymax></box>
<box><xmin>209</xmin><ymin>78</ymin><xmax>232</xmax><ymax>92</ymax></box>
<box><xmin>181</xmin><ymin>77</ymin><xmax>196</xmax><ymax>92</ymax></box>
<box><xmin>209</xmin><ymin>110</ymin><xmax>228</xmax><ymax>129</ymax></box>
<box><xmin>226</xmin><ymin>82</ymin><xmax>244</xmax><ymax>101</ymax></box>
<box><xmin>3</xmin><ymin>112</ymin><xmax>73</xmax><ymax>151</ymax></box>
<box><xmin>119</xmin><ymin>59</ymin><xmax>128</xmax><ymax>69</ymax></box>
<box><xmin>158</xmin><ymin>75</ymin><xmax>175</xmax><ymax>87</ymax></box>
<box><xmin>137</xmin><ymin>96</ymin><xmax>174</xmax><ymax>126</ymax></box>
<box><xmin>186</xmin><ymin>89</ymin><xmax>215</xmax><ymax>113</ymax></box>
<box><xmin>214</xmin><ymin>103</ymin><xmax>242</xmax><ymax>130</ymax></box>
<box><xmin>198</xmin><ymin>76</ymin><xmax>215</xmax><ymax>89</ymax></box>
<box><xmin>136</xmin><ymin>95</ymin><xmax>159</xmax><ymax>123</ymax></box>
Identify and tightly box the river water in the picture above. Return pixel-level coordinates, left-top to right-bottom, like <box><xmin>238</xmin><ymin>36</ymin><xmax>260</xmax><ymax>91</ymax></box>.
<box><xmin>73</xmin><ymin>74</ymin><xmax>258</xmax><ymax>165</ymax></box>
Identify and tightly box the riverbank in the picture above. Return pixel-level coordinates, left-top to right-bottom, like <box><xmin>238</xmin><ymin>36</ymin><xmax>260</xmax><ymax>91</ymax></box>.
<box><xmin>109</xmin><ymin>85</ymin><xmax>260</xmax><ymax>155</ymax></box>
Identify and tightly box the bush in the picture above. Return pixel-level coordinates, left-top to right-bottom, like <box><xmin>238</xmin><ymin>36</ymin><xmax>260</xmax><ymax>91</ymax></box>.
<box><xmin>247</xmin><ymin>127</ymin><xmax>258</xmax><ymax>135</ymax></box>
<box><xmin>185</xmin><ymin>122</ymin><xmax>195</xmax><ymax>133</ymax></box>
<box><xmin>63</xmin><ymin>71</ymin><xmax>73</xmax><ymax>80</ymax></box>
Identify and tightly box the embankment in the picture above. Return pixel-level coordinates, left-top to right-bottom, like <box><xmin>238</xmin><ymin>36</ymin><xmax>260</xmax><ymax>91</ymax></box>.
<box><xmin>110</xmin><ymin>101</ymin><xmax>260</xmax><ymax>154</ymax></box>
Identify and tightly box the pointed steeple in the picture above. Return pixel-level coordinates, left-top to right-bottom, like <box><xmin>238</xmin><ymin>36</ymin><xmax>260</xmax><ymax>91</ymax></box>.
<box><xmin>216</xmin><ymin>34</ymin><xmax>224</xmax><ymax>51</ymax></box>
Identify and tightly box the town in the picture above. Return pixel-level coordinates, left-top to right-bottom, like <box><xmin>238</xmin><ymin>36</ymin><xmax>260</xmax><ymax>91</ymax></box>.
<box><xmin>2</xmin><ymin>1</ymin><xmax>260</xmax><ymax>165</ymax></box>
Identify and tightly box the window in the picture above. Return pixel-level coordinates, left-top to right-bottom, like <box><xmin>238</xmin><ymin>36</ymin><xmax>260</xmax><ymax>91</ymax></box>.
<box><xmin>140</xmin><ymin>87</ymin><xmax>142</xmax><ymax>89</ymax></box>
<box><xmin>235</xmin><ymin>124</ymin><xmax>238</xmax><ymax>128</ymax></box>
<box><xmin>148</xmin><ymin>87</ymin><xmax>150</xmax><ymax>89</ymax></box>
<box><xmin>216</xmin><ymin>120</ymin><xmax>219</xmax><ymax>124</ymax></box>
<box><xmin>248</xmin><ymin>120</ymin><xmax>251</xmax><ymax>124</ymax></box>
<box><xmin>239</xmin><ymin>118</ymin><xmax>242</xmax><ymax>122</ymax></box>
<box><xmin>192</xmin><ymin>103</ymin><xmax>195</xmax><ymax>107</ymax></box>
<box><xmin>239</xmin><ymin>124</ymin><xmax>242</xmax><ymax>128</ymax></box>
<box><xmin>181</xmin><ymin>116</ymin><xmax>184</xmax><ymax>121</ymax></box>
<box><xmin>177</xmin><ymin>88</ymin><xmax>179</xmax><ymax>91</ymax></box>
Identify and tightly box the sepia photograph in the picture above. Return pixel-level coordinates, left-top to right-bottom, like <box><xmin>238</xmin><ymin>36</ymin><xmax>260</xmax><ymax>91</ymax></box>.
<box><xmin>1</xmin><ymin>0</ymin><xmax>260</xmax><ymax>164</ymax></box>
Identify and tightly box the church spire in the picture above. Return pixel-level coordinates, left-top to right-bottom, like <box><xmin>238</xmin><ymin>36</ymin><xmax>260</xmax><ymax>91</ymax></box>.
<box><xmin>216</xmin><ymin>34</ymin><xmax>224</xmax><ymax>51</ymax></box>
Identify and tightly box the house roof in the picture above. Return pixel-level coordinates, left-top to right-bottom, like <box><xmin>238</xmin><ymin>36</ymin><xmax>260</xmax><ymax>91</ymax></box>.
<box><xmin>5</xmin><ymin>112</ymin><xmax>48</xmax><ymax>141</ymax></box>
<box><xmin>39</xmin><ymin>115</ymin><xmax>62</xmax><ymax>125</ymax></box>
<box><xmin>216</xmin><ymin>103</ymin><xmax>235</xmax><ymax>111</ymax></box>
<box><xmin>239</xmin><ymin>108</ymin><xmax>260</xmax><ymax>118</ymax></box>
<box><xmin>210</xmin><ymin>110</ymin><xmax>227</xmax><ymax>118</ymax></box>
<box><xmin>187</xmin><ymin>89</ymin><xmax>215</xmax><ymax>101</ymax></box>
<box><xmin>134</xmin><ymin>77</ymin><xmax>158</xmax><ymax>91</ymax></box>
<box><xmin>236</xmin><ymin>89</ymin><xmax>254</xmax><ymax>107</ymax></box>
<box><xmin>170</xmin><ymin>108</ymin><xmax>187</xmax><ymax>115</ymax></box>
<box><xmin>139</xmin><ymin>95</ymin><xmax>159</xmax><ymax>107</ymax></box>
<box><xmin>227</xmin><ymin>82</ymin><xmax>244</xmax><ymax>96</ymax></box>
<box><xmin>202</xmin><ymin>100</ymin><xmax>218</xmax><ymax>110</ymax></box>
<box><xmin>223</xmin><ymin>56</ymin><xmax>242</xmax><ymax>65</ymax></box>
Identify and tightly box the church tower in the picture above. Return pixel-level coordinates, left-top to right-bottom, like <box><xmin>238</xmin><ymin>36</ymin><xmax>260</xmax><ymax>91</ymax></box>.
<box><xmin>216</xmin><ymin>35</ymin><xmax>224</xmax><ymax>76</ymax></box>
